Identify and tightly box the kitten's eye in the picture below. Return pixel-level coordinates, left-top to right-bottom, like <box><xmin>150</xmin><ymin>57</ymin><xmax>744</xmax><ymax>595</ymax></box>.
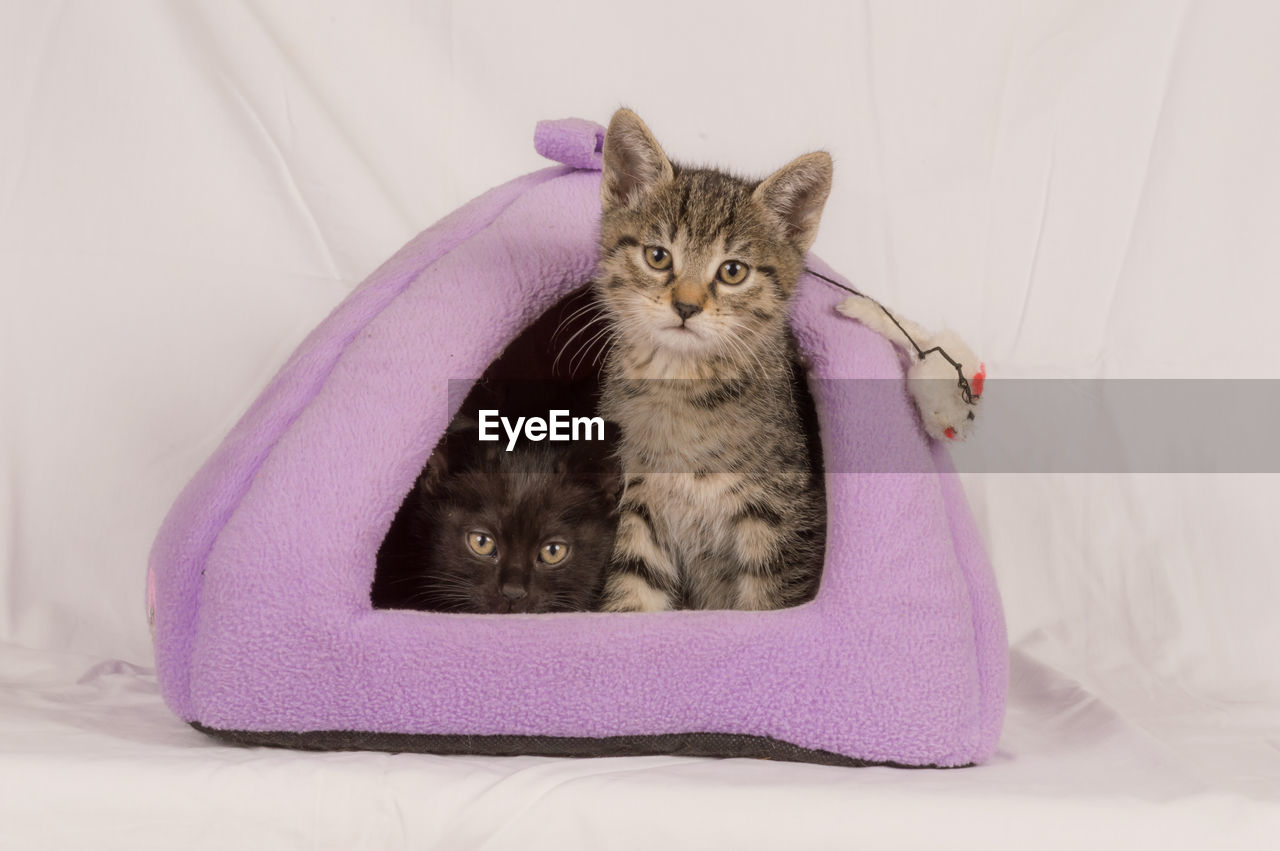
<box><xmin>717</xmin><ymin>260</ymin><xmax>749</xmax><ymax>285</ymax></box>
<box><xmin>644</xmin><ymin>246</ymin><xmax>672</xmax><ymax>271</ymax></box>
<box><xmin>467</xmin><ymin>531</ymin><xmax>496</xmax><ymax>557</ymax></box>
<box><xmin>539</xmin><ymin>541</ymin><xmax>569</xmax><ymax>565</ymax></box>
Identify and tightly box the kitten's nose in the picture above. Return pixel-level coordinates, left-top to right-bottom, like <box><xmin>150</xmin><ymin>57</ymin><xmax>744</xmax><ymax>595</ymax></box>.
<box><xmin>673</xmin><ymin>301</ymin><xmax>702</xmax><ymax>321</ymax></box>
<box><xmin>500</xmin><ymin>583</ymin><xmax>527</xmax><ymax>602</ymax></box>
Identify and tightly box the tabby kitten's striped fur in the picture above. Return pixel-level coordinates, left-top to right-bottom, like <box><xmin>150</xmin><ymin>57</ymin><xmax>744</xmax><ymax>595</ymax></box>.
<box><xmin>594</xmin><ymin>109</ymin><xmax>831</xmax><ymax>611</ymax></box>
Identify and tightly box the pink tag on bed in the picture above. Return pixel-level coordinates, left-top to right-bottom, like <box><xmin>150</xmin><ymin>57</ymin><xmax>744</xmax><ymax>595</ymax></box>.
<box><xmin>534</xmin><ymin>118</ymin><xmax>606</xmax><ymax>171</ymax></box>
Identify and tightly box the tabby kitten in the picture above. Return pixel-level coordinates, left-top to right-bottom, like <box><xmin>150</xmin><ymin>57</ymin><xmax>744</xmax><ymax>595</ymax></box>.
<box><xmin>375</xmin><ymin>427</ymin><xmax>620</xmax><ymax>614</ymax></box>
<box><xmin>594</xmin><ymin>108</ymin><xmax>831</xmax><ymax>612</ymax></box>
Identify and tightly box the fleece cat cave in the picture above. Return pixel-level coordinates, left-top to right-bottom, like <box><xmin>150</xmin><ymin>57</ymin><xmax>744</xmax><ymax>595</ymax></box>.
<box><xmin>148</xmin><ymin>118</ymin><xmax>1007</xmax><ymax>767</ymax></box>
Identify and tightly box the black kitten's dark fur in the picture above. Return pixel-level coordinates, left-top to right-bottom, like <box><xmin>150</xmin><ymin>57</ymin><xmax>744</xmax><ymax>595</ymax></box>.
<box><xmin>374</xmin><ymin>430</ymin><xmax>620</xmax><ymax>614</ymax></box>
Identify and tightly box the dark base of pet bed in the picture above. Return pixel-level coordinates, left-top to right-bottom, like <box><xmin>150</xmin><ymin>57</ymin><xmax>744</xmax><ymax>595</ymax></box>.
<box><xmin>191</xmin><ymin>722</ymin><xmax>966</xmax><ymax>769</ymax></box>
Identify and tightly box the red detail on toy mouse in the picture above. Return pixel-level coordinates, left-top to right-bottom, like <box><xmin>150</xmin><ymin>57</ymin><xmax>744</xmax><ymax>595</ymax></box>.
<box><xmin>971</xmin><ymin>364</ymin><xmax>986</xmax><ymax>398</ymax></box>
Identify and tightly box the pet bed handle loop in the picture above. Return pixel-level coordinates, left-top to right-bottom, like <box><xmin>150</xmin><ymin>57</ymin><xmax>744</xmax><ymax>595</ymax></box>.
<box><xmin>534</xmin><ymin>118</ymin><xmax>606</xmax><ymax>171</ymax></box>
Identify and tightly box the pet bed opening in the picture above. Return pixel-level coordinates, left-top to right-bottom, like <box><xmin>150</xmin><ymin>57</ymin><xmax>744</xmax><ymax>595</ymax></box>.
<box><xmin>370</xmin><ymin>284</ymin><xmax>827</xmax><ymax>613</ymax></box>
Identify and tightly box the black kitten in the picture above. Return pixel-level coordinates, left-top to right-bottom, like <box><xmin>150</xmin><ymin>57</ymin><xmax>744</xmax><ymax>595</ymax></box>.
<box><xmin>374</xmin><ymin>429</ymin><xmax>620</xmax><ymax>614</ymax></box>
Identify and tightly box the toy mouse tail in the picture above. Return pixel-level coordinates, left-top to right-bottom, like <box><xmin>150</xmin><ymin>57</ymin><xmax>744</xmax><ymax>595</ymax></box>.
<box><xmin>836</xmin><ymin>294</ymin><xmax>928</xmax><ymax>357</ymax></box>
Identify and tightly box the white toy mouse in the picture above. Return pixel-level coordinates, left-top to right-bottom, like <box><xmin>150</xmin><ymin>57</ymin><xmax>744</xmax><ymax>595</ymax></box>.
<box><xmin>836</xmin><ymin>293</ymin><xmax>985</xmax><ymax>442</ymax></box>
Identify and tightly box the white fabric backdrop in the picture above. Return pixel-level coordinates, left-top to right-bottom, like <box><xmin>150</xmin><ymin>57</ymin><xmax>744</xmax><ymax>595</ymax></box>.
<box><xmin>2</xmin><ymin>1</ymin><xmax>1278</xmax><ymax>847</ymax></box>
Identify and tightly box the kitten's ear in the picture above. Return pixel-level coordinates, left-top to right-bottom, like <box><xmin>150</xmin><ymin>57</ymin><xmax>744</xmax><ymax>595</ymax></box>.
<box><xmin>418</xmin><ymin>419</ymin><xmax>481</xmax><ymax>495</ymax></box>
<box><xmin>562</xmin><ymin>423</ymin><xmax>623</xmax><ymax>504</ymax></box>
<box><xmin>587</xmin><ymin>448</ymin><xmax>624</xmax><ymax>506</ymax></box>
<box><xmin>601</xmin><ymin>108</ymin><xmax>674</xmax><ymax>211</ymax></box>
<box><xmin>580</xmin><ymin>461</ymin><xmax>623</xmax><ymax>507</ymax></box>
<box><xmin>753</xmin><ymin>152</ymin><xmax>833</xmax><ymax>254</ymax></box>
<box><xmin>418</xmin><ymin>450</ymin><xmax>450</xmax><ymax>495</ymax></box>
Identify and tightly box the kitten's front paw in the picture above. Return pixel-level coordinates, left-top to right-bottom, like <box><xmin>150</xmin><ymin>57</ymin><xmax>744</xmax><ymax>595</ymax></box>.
<box><xmin>601</xmin><ymin>573</ymin><xmax>673</xmax><ymax>612</ymax></box>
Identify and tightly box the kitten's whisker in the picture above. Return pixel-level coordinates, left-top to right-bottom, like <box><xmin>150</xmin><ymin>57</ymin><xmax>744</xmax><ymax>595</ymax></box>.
<box><xmin>558</xmin><ymin>321</ymin><xmax>612</xmax><ymax>380</ymax></box>
<box><xmin>569</xmin><ymin>323</ymin><xmax>616</xmax><ymax>376</ymax></box>
<box><xmin>550</xmin><ymin>300</ymin><xmax>605</xmax><ymax>344</ymax></box>
<box><xmin>592</xmin><ymin>331</ymin><xmax>619</xmax><ymax>370</ymax></box>
<box><xmin>553</xmin><ymin>312</ymin><xmax>609</xmax><ymax>360</ymax></box>
<box><xmin>572</xmin><ymin>320</ymin><xmax>614</xmax><ymax>360</ymax></box>
<box><xmin>720</xmin><ymin>329</ymin><xmax>767</xmax><ymax>384</ymax></box>
<box><xmin>556</xmin><ymin>298</ymin><xmax>601</xmax><ymax>328</ymax></box>
<box><xmin>552</xmin><ymin>314</ymin><xmax>611</xmax><ymax>375</ymax></box>
<box><xmin>736</xmin><ymin>322</ymin><xmax>777</xmax><ymax>382</ymax></box>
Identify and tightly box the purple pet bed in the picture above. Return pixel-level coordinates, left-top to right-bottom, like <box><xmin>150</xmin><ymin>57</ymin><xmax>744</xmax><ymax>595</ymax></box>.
<box><xmin>148</xmin><ymin>118</ymin><xmax>1007</xmax><ymax>768</ymax></box>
